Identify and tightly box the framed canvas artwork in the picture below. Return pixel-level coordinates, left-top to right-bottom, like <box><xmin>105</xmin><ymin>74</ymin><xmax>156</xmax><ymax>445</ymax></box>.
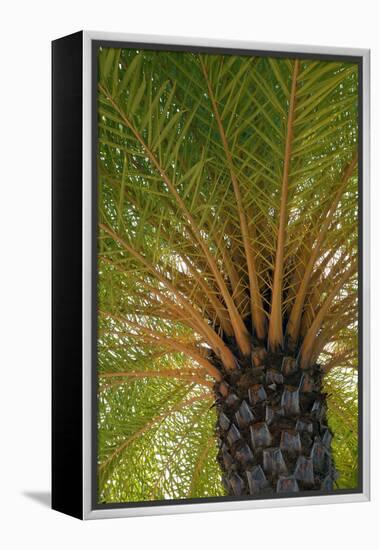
<box><xmin>52</xmin><ymin>31</ymin><xmax>370</xmax><ymax>519</ymax></box>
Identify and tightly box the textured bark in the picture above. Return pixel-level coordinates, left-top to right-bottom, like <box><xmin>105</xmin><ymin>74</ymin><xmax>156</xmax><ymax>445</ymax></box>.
<box><xmin>214</xmin><ymin>349</ymin><xmax>336</xmax><ymax>496</ymax></box>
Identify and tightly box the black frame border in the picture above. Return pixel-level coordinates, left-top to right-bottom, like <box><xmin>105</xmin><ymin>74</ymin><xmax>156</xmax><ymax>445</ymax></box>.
<box><xmin>91</xmin><ymin>39</ymin><xmax>364</xmax><ymax>512</ymax></box>
<box><xmin>52</xmin><ymin>30</ymin><xmax>84</xmax><ymax>519</ymax></box>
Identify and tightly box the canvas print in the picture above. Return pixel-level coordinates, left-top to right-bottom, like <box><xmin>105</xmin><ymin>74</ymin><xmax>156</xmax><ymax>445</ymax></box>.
<box><xmin>96</xmin><ymin>46</ymin><xmax>359</xmax><ymax>505</ymax></box>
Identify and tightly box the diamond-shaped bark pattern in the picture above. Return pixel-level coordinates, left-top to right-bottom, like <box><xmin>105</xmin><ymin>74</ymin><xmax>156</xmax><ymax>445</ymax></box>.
<box><xmin>295</xmin><ymin>418</ymin><xmax>313</xmax><ymax>434</ymax></box>
<box><xmin>263</xmin><ymin>447</ymin><xmax>288</xmax><ymax>475</ymax></box>
<box><xmin>266</xmin><ymin>368</ymin><xmax>284</xmax><ymax>385</ymax></box>
<box><xmin>276</xmin><ymin>476</ymin><xmax>299</xmax><ymax>493</ymax></box>
<box><xmin>266</xmin><ymin>405</ymin><xmax>284</xmax><ymax>425</ymax></box>
<box><xmin>248</xmin><ymin>384</ymin><xmax>267</xmax><ymax>405</ymax></box>
<box><xmin>281</xmin><ymin>386</ymin><xmax>300</xmax><ymax>415</ymax></box>
<box><xmin>250</xmin><ymin>422</ymin><xmax>272</xmax><ymax>449</ymax></box>
<box><xmin>235</xmin><ymin>443</ymin><xmax>254</xmax><ymax>466</ymax></box>
<box><xmin>227</xmin><ymin>424</ymin><xmax>241</xmax><ymax>446</ymax></box>
<box><xmin>280</xmin><ymin>430</ymin><xmax>302</xmax><ymax>453</ymax></box>
<box><xmin>294</xmin><ymin>456</ymin><xmax>315</xmax><ymax>485</ymax></box>
<box><xmin>214</xmin><ymin>352</ymin><xmax>336</xmax><ymax>496</ymax></box>
<box><xmin>235</xmin><ymin>400</ymin><xmax>254</xmax><ymax>429</ymax></box>
<box><xmin>246</xmin><ymin>465</ymin><xmax>268</xmax><ymax>494</ymax></box>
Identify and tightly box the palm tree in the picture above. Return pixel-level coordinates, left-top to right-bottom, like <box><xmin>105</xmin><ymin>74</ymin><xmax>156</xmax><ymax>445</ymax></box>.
<box><xmin>96</xmin><ymin>47</ymin><xmax>359</xmax><ymax>503</ymax></box>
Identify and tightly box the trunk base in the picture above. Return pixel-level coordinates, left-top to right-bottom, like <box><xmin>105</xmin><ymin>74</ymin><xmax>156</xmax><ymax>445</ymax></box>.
<box><xmin>214</xmin><ymin>350</ymin><xmax>337</xmax><ymax>496</ymax></box>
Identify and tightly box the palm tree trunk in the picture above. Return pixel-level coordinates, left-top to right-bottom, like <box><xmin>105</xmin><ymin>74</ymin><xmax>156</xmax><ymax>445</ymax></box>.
<box><xmin>214</xmin><ymin>349</ymin><xmax>337</xmax><ymax>496</ymax></box>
